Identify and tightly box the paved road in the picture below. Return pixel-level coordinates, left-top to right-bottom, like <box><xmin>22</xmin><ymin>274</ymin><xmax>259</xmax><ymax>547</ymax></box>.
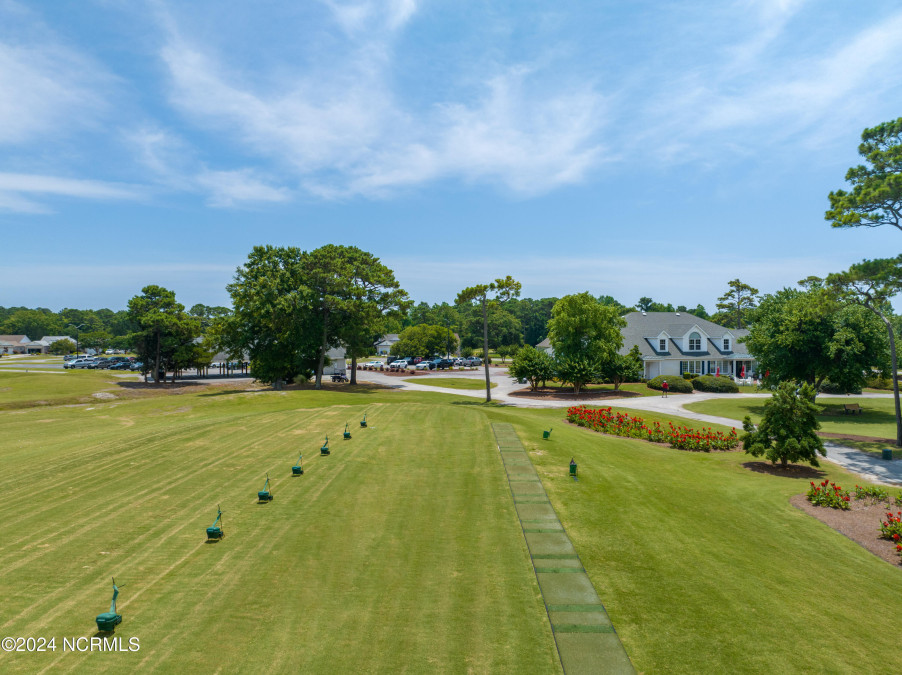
<box><xmin>354</xmin><ymin>367</ymin><xmax>902</xmax><ymax>486</ymax></box>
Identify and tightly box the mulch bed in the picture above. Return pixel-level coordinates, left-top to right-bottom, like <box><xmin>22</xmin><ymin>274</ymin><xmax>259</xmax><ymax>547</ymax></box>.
<box><xmin>790</xmin><ymin>494</ymin><xmax>902</xmax><ymax>567</ymax></box>
<box><xmin>511</xmin><ymin>387</ymin><xmax>641</xmax><ymax>400</ymax></box>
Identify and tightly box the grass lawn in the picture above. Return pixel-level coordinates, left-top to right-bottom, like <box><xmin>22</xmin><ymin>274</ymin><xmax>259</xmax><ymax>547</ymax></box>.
<box><xmin>0</xmin><ymin>387</ymin><xmax>558</xmax><ymax>673</ymax></box>
<box><xmin>403</xmin><ymin>377</ymin><xmax>497</xmax><ymax>390</ymax></box>
<box><xmin>686</xmin><ymin>396</ymin><xmax>900</xmax><ymax>441</ymax></box>
<box><xmin>2</xmin><ymin>381</ymin><xmax>900</xmax><ymax>672</ymax></box>
<box><xmin>0</xmin><ymin>370</ymin><xmax>139</xmax><ymax>410</ymax></box>
<box><xmin>485</xmin><ymin>407</ymin><xmax>902</xmax><ymax>673</ymax></box>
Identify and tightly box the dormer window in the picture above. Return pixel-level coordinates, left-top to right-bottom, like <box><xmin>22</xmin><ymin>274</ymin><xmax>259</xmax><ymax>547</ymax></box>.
<box><xmin>689</xmin><ymin>332</ymin><xmax>701</xmax><ymax>351</ymax></box>
<box><xmin>658</xmin><ymin>338</ymin><xmax>666</xmax><ymax>352</ymax></box>
<box><xmin>723</xmin><ymin>337</ymin><xmax>730</xmax><ymax>351</ymax></box>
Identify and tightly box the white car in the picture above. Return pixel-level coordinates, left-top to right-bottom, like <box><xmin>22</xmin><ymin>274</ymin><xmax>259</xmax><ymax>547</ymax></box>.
<box><xmin>65</xmin><ymin>358</ymin><xmax>96</xmax><ymax>369</ymax></box>
<box><xmin>390</xmin><ymin>360</ymin><xmax>409</xmax><ymax>370</ymax></box>
<box><xmin>414</xmin><ymin>361</ymin><xmax>431</xmax><ymax>370</ymax></box>
<box><xmin>365</xmin><ymin>361</ymin><xmax>383</xmax><ymax>369</ymax></box>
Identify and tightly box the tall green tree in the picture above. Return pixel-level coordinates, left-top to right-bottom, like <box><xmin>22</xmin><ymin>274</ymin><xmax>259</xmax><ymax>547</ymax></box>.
<box><xmin>547</xmin><ymin>292</ymin><xmax>625</xmax><ymax>394</ymax></box>
<box><xmin>333</xmin><ymin>249</ymin><xmax>409</xmax><ymax>385</ymax></box>
<box><xmin>303</xmin><ymin>245</ymin><xmax>408</xmax><ymax>389</ymax></box>
<box><xmin>742</xmin><ymin>382</ymin><xmax>825</xmax><ymax>468</ymax></box>
<box><xmin>826</xmin><ymin>117</ymin><xmax>902</xmax><ymax>233</ymax></box>
<box><xmin>1</xmin><ymin>309</ymin><xmax>63</xmax><ymax>339</ymax></box>
<box><xmin>127</xmin><ymin>285</ymin><xmax>201</xmax><ymax>384</ymax></box>
<box><xmin>222</xmin><ymin>246</ymin><xmax>320</xmax><ymax>390</ymax></box>
<box><xmin>715</xmin><ymin>279</ymin><xmax>759</xmax><ymax>329</ymax></box>
<box><xmin>390</xmin><ymin>324</ymin><xmax>457</xmax><ymax>359</ymax></box>
<box><xmin>456</xmin><ymin>276</ymin><xmax>522</xmax><ymax>402</ymax></box>
<box><xmin>743</xmin><ymin>287</ymin><xmax>887</xmax><ymax>394</ymax></box>
<box><xmin>827</xmin><ymin>256</ymin><xmax>902</xmax><ymax>446</ymax></box>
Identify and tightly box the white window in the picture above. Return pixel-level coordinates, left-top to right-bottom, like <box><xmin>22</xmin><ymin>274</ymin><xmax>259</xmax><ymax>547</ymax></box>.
<box><xmin>688</xmin><ymin>332</ymin><xmax>701</xmax><ymax>351</ymax></box>
<box><xmin>723</xmin><ymin>338</ymin><xmax>730</xmax><ymax>351</ymax></box>
<box><xmin>687</xmin><ymin>360</ymin><xmax>703</xmax><ymax>374</ymax></box>
<box><xmin>658</xmin><ymin>338</ymin><xmax>666</xmax><ymax>351</ymax></box>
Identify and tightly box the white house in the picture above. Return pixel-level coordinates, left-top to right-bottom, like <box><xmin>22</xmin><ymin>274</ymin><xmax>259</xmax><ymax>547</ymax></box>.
<box><xmin>620</xmin><ymin>312</ymin><xmax>756</xmax><ymax>379</ymax></box>
<box><xmin>374</xmin><ymin>334</ymin><xmax>400</xmax><ymax>355</ymax></box>
<box><xmin>534</xmin><ymin>312</ymin><xmax>757</xmax><ymax>380</ymax></box>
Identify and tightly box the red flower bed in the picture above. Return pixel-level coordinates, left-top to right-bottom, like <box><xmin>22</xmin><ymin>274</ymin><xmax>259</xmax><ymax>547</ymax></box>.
<box><xmin>566</xmin><ymin>405</ymin><xmax>739</xmax><ymax>452</ymax></box>
<box><xmin>807</xmin><ymin>480</ymin><xmax>851</xmax><ymax>510</ymax></box>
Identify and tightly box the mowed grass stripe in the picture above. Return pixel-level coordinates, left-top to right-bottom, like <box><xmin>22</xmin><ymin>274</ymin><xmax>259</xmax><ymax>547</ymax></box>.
<box><xmin>0</xmin><ymin>395</ymin><xmax>559</xmax><ymax>673</ymax></box>
<box><xmin>0</xmin><ymin>405</ymin><xmax>373</xmax><ymax>636</ymax></box>
<box><xmin>0</xmin><ymin>408</ymin><xmax>315</xmax><ymax>559</ymax></box>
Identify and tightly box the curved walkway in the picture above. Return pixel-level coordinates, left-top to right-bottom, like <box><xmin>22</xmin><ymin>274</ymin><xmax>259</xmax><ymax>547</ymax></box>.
<box><xmin>354</xmin><ymin>368</ymin><xmax>902</xmax><ymax>487</ymax></box>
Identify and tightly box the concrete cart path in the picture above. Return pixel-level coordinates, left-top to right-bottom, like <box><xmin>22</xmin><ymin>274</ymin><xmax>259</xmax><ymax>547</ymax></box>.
<box><xmin>493</xmin><ymin>423</ymin><xmax>634</xmax><ymax>675</ymax></box>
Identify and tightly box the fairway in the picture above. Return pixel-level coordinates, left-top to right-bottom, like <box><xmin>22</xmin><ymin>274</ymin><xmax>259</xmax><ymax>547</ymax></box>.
<box><xmin>3</xmin><ymin>378</ymin><xmax>902</xmax><ymax>673</ymax></box>
<box><xmin>0</xmin><ymin>386</ymin><xmax>559</xmax><ymax>673</ymax></box>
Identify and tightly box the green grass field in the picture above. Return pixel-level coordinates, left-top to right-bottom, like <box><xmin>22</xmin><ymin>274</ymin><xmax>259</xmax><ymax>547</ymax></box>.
<box><xmin>1</xmin><ymin>374</ymin><xmax>900</xmax><ymax>673</ymax></box>
<box><xmin>403</xmin><ymin>377</ymin><xmax>497</xmax><ymax>390</ymax></box>
<box><xmin>686</xmin><ymin>396</ymin><xmax>899</xmax><ymax>439</ymax></box>
<box><xmin>0</xmin><ymin>370</ymin><xmax>139</xmax><ymax>410</ymax></box>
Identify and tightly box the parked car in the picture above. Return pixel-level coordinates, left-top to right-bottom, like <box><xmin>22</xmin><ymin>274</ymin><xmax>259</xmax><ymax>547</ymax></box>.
<box><xmin>364</xmin><ymin>360</ymin><xmax>383</xmax><ymax>370</ymax></box>
<box><xmin>390</xmin><ymin>360</ymin><xmax>409</xmax><ymax>371</ymax></box>
<box><xmin>465</xmin><ymin>356</ymin><xmax>482</xmax><ymax>367</ymax></box>
<box><xmin>109</xmin><ymin>361</ymin><xmax>132</xmax><ymax>370</ymax></box>
<box><xmin>414</xmin><ymin>361</ymin><xmax>431</xmax><ymax>370</ymax></box>
<box><xmin>130</xmin><ymin>361</ymin><xmax>144</xmax><ymax>371</ymax></box>
<box><xmin>66</xmin><ymin>358</ymin><xmax>96</xmax><ymax>369</ymax></box>
<box><xmin>93</xmin><ymin>359</ymin><xmax>113</xmax><ymax>369</ymax></box>
<box><xmin>429</xmin><ymin>358</ymin><xmax>454</xmax><ymax>370</ymax></box>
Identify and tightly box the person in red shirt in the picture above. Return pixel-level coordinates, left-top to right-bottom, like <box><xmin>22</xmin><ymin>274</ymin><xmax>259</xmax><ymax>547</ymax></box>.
<box><xmin>662</xmin><ymin>379</ymin><xmax>669</xmax><ymax>398</ymax></box>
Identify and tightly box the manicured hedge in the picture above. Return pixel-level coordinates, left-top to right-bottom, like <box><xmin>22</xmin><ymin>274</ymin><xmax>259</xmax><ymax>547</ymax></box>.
<box><xmin>646</xmin><ymin>375</ymin><xmax>693</xmax><ymax>393</ymax></box>
<box><xmin>691</xmin><ymin>375</ymin><xmax>739</xmax><ymax>393</ymax></box>
<box><xmin>818</xmin><ymin>380</ymin><xmax>862</xmax><ymax>395</ymax></box>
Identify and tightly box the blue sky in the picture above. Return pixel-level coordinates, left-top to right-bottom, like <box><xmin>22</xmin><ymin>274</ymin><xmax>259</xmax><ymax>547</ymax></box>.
<box><xmin>2</xmin><ymin>0</ymin><xmax>902</xmax><ymax>312</ymax></box>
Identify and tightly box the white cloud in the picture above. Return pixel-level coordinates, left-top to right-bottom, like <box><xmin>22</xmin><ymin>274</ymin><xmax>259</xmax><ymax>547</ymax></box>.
<box><xmin>640</xmin><ymin>10</ymin><xmax>902</xmax><ymax>161</ymax></box>
<box><xmin>128</xmin><ymin>126</ymin><xmax>292</xmax><ymax>207</ymax></box>
<box><xmin>0</xmin><ymin>173</ymin><xmax>143</xmax><ymax>213</ymax></box>
<box><xmin>0</xmin><ymin>7</ymin><xmax>113</xmax><ymax>145</ymax></box>
<box><xmin>318</xmin><ymin>0</ymin><xmax>419</xmax><ymax>34</ymax></box>
<box><xmin>159</xmin><ymin>28</ymin><xmax>608</xmax><ymax>198</ymax></box>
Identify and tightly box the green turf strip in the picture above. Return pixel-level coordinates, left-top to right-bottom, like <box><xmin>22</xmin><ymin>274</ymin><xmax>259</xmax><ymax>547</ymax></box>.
<box><xmin>554</xmin><ymin>624</ymin><xmax>617</xmax><ymax>634</ymax></box>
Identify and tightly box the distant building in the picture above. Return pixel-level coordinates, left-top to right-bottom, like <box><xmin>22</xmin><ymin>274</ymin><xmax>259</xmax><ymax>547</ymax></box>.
<box><xmin>374</xmin><ymin>334</ymin><xmax>400</xmax><ymax>355</ymax></box>
<box><xmin>534</xmin><ymin>313</ymin><xmax>757</xmax><ymax>380</ymax></box>
<box><xmin>0</xmin><ymin>335</ymin><xmax>31</xmax><ymax>354</ymax></box>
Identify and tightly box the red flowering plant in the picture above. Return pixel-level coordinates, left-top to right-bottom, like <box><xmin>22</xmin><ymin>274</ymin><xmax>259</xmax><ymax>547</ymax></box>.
<box><xmin>566</xmin><ymin>406</ymin><xmax>739</xmax><ymax>451</ymax></box>
<box><xmin>806</xmin><ymin>480</ymin><xmax>851</xmax><ymax>510</ymax></box>
<box><xmin>879</xmin><ymin>511</ymin><xmax>902</xmax><ymax>544</ymax></box>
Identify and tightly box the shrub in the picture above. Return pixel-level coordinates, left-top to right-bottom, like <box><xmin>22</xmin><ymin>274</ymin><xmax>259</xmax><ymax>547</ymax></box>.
<box><xmin>818</xmin><ymin>380</ymin><xmax>862</xmax><ymax>395</ymax></box>
<box><xmin>742</xmin><ymin>382</ymin><xmax>825</xmax><ymax>468</ymax></box>
<box><xmin>853</xmin><ymin>485</ymin><xmax>888</xmax><ymax>503</ymax></box>
<box><xmin>646</xmin><ymin>375</ymin><xmax>693</xmax><ymax>393</ymax></box>
<box><xmin>896</xmin><ymin>494</ymin><xmax>902</xmax><ymax>507</ymax></box>
<box><xmin>691</xmin><ymin>375</ymin><xmax>739</xmax><ymax>393</ymax></box>
<box><xmin>682</xmin><ymin>372</ymin><xmax>694</xmax><ymax>379</ymax></box>
<box><xmin>566</xmin><ymin>405</ymin><xmax>739</xmax><ymax>451</ymax></box>
<box><xmin>807</xmin><ymin>480</ymin><xmax>851</xmax><ymax>509</ymax></box>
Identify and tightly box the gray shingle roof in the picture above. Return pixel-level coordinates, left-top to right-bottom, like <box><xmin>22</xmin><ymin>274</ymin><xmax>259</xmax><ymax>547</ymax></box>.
<box><xmin>618</xmin><ymin>312</ymin><xmax>750</xmax><ymax>358</ymax></box>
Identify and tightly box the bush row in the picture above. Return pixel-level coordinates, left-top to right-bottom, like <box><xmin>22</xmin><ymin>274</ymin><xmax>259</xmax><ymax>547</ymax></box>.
<box><xmin>645</xmin><ymin>375</ymin><xmax>693</xmax><ymax>393</ymax></box>
<box><xmin>566</xmin><ymin>405</ymin><xmax>739</xmax><ymax>451</ymax></box>
<box><xmin>691</xmin><ymin>375</ymin><xmax>740</xmax><ymax>393</ymax></box>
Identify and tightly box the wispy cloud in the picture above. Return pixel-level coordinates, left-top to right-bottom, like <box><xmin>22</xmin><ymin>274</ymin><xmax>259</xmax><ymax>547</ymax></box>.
<box><xmin>0</xmin><ymin>173</ymin><xmax>143</xmax><ymax>214</ymax></box>
<box><xmin>157</xmin><ymin>9</ymin><xmax>608</xmax><ymax>199</ymax></box>
<box><xmin>128</xmin><ymin>126</ymin><xmax>291</xmax><ymax>207</ymax></box>
<box><xmin>318</xmin><ymin>0</ymin><xmax>419</xmax><ymax>33</ymax></box>
<box><xmin>0</xmin><ymin>5</ymin><xmax>113</xmax><ymax>145</ymax></box>
<box><xmin>640</xmin><ymin>8</ymin><xmax>902</xmax><ymax>161</ymax></box>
